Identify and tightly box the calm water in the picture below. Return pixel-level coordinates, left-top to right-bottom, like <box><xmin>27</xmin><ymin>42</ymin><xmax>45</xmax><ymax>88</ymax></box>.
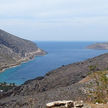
<box><xmin>0</xmin><ymin>41</ymin><xmax>108</xmax><ymax>85</ymax></box>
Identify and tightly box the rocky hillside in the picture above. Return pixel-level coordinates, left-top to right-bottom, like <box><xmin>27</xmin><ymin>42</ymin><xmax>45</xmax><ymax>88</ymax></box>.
<box><xmin>0</xmin><ymin>29</ymin><xmax>45</xmax><ymax>72</ymax></box>
<box><xmin>0</xmin><ymin>53</ymin><xmax>108</xmax><ymax>108</ymax></box>
<box><xmin>87</xmin><ymin>42</ymin><xmax>108</xmax><ymax>50</ymax></box>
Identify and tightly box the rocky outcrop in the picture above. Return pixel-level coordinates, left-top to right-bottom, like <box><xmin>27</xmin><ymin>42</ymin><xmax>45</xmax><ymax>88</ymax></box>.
<box><xmin>0</xmin><ymin>29</ymin><xmax>46</xmax><ymax>72</ymax></box>
<box><xmin>46</xmin><ymin>100</ymin><xmax>90</xmax><ymax>108</ymax></box>
<box><xmin>46</xmin><ymin>101</ymin><xmax>108</xmax><ymax>108</ymax></box>
<box><xmin>46</xmin><ymin>100</ymin><xmax>74</xmax><ymax>108</ymax></box>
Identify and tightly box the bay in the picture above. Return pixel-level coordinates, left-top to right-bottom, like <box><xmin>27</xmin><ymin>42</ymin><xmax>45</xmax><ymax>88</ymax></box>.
<box><xmin>0</xmin><ymin>41</ymin><xmax>108</xmax><ymax>85</ymax></box>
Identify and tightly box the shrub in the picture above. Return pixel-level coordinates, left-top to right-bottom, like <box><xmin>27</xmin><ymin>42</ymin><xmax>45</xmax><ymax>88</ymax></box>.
<box><xmin>87</xmin><ymin>71</ymin><xmax>108</xmax><ymax>103</ymax></box>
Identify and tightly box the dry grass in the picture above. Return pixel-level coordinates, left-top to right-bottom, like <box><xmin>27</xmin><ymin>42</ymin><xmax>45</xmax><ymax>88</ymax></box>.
<box><xmin>90</xmin><ymin>103</ymin><xmax>108</xmax><ymax>108</ymax></box>
<box><xmin>79</xmin><ymin>75</ymin><xmax>91</xmax><ymax>84</ymax></box>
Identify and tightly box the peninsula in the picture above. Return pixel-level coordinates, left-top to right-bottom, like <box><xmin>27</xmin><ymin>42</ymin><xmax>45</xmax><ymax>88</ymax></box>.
<box><xmin>0</xmin><ymin>29</ymin><xmax>46</xmax><ymax>72</ymax></box>
<box><xmin>87</xmin><ymin>42</ymin><xmax>108</xmax><ymax>50</ymax></box>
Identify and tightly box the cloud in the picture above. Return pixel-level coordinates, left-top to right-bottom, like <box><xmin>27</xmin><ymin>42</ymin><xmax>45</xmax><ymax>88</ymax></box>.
<box><xmin>0</xmin><ymin>0</ymin><xmax>108</xmax><ymax>18</ymax></box>
<box><xmin>0</xmin><ymin>0</ymin><xmax>108</xmax><ymax>41</ymax></box>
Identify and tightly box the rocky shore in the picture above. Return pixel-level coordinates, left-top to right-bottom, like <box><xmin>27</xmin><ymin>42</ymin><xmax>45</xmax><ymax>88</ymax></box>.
<box><xmin>0</xmin><ymin>48</ymin><xmax>46</xmax><ymax>73</ymax></box>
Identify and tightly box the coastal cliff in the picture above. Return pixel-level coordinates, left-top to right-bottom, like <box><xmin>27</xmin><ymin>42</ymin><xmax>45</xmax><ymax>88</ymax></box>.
<box><xmin>0</xmin><ymin>29</ymin><xmax>46</xmax><ymax>72</ymax></box>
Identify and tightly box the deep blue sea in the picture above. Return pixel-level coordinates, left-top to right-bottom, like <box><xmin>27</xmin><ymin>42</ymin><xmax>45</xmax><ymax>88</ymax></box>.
<box><xmin>0</xmin><ymin>41</ymin><xmax>108</xmax><ymax>85</ymax></box>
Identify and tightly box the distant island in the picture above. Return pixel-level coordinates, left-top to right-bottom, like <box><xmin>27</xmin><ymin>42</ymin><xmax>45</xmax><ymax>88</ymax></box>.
<box><xmin>0</xmin><ymin>29</ymin><xmax>46</xmax><ymax>72</ymax></box>
<box><xmin>87</xmin><ymin>42</ymin><xmax>108</xmax><ymax>50</ymax></box>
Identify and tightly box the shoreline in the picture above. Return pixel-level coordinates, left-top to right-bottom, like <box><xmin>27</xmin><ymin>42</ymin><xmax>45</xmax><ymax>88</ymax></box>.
<box><xmin>0</xmin><ymin>48</ymin><xmax>46</xmax><ymax>73</ymax></box>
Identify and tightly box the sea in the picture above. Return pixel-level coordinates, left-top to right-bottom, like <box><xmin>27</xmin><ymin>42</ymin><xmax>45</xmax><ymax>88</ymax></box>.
<box><xmin>0</xmin><ymin>41</ymin><xmax>108</xmax><ymax>85</ymax></box>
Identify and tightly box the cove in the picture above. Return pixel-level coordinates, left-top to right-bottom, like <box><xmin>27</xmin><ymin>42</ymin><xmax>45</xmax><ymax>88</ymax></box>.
<box><xmin>0</xmin><ymin>41</ymin><xmax>108</xmax><ymax>85</ymax></box>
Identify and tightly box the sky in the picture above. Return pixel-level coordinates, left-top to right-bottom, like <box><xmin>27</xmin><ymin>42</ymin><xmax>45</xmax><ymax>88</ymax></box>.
<box><xmin>0</xmin><ymin>0</ymin><xmax>108</xmax><ymax>41</ymax></box>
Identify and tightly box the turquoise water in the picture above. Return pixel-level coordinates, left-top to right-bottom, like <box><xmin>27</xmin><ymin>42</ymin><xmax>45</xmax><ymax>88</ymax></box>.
<box><xmin>0</xmin><ymin>41</ymin><xmax>108</xmax><ymax>85</ymax></box>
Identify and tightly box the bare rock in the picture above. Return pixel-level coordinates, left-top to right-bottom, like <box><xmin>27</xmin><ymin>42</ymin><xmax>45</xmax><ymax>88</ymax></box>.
<box><xmin>46</xmin><ymin>100</ymin><xmax>74</xmax><ymax>108</ymax></box>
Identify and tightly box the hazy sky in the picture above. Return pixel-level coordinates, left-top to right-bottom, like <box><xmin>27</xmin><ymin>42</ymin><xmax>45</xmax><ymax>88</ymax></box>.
<box><xmin>0</xmin><ymin>0</ymin><xmax>108</xmax><ymax>41</ymax></box>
